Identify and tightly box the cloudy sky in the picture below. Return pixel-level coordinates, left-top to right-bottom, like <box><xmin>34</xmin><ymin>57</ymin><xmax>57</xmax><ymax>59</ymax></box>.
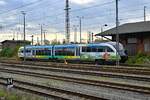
<box><xmin>0</xmin><ymin>0</ymin><xmax>150</xmax><ymax>43</ymax></box>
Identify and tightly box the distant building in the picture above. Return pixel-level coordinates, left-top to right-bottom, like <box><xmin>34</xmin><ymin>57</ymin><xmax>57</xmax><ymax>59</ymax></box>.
<box><xmin>1</xmin><ymin>40</ymin><xmax>31</xmax><ymax>49</ymax></box>
<box><xmin>96</xmin><ymin>21</ymin><xmax>150</xmax><ymax>56</ymax></box>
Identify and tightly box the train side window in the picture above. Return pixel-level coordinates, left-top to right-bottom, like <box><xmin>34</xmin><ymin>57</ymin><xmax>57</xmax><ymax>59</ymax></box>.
<box><xmin>36</xmin><ymin>50</ymin><xmax>41</xmax><ymax>55</ymax></box>
<box><xmin>91</xmin><ymin>47</ymin><xmax>97</xmax><ymax>52</ymax></box>
<box><xmin>39</xmin><ymin>50</ymin><xmax>41</xmax><ymax>55</ymax></box>
<box><xmin>107</xmin><ymin>47</ymin><xmax>114</xmax><ymax>52</ymax></box>
<box><xmin>87</xmin><ymin>47</ymin><xmax>91</xmax><ymax>52</ymax></box>
<box><xmin>97</xmin><ymin>47</ymin><xmax>104</xmax><ymax>52</ymax></box>
<box><xmin>32</xmin><ymin>50</ymin><xmax>35</xmax><ymax>55</ymax></box>
<box><xmin>46</xmin><ymin>50</ymin><xmax>51</xmax><ymax>55</ymax></box>
<box><xmin>55</xmin><ymin>48</ymin><xmax>61</xmax><ymax>56</ymax></box>
<box><xmin>25</xmin><ymin>49</ymin><xmax>31</xmax><ymax>53</ymax></box>
<box><xmin>82</xmin><ymin>46</ymin><xmax>87</xmax><ymax>52</ymax></box>
<box><xmin>36</xmin><ymin>50</ymin><xmax>38</xmax><ymax>55</ymax></box>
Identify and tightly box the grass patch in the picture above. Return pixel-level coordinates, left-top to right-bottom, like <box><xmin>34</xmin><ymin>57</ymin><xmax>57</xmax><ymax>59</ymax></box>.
<box><xmin>126</xmin><ymin>53</ymin><xmax>150</xmax><ymax>65</ymax></box>
<box><xmin>0</xmin><ymin>46</ymin><xmax>20</xmax><ymax>59</ymax></box>
<box><xmin>0</xmin><ymin>89</ymin><xmax>44</xmax><ymax>100</ymax></box>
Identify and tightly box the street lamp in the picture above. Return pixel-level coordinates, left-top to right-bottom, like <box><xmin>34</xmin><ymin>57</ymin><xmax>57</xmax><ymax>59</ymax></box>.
<box><xmin>21</xmin><ymin>11</ymin><xmax>26</xmax><ymax>62</ymax></box>
<box><xmin>101</xmin><ymin>24</ymin><xmax>108</xmax><ymax>40</ymax></box>
<box><xmin>31</xmin><ymin>35</ymin><xmax>34</xmax><ymax>45</ymax></box>
<box><xmin>101</xmin><ymin>24</ymin><xmax>108</xmax><ymax>33</ymax></box>
<box><xmin>77</xmin><ymin>16</ymin><xmax>84</xmax><ymax>43</ymax></box>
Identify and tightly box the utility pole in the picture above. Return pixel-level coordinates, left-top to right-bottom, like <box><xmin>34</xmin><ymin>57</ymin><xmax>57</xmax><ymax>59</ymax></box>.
<box><xmin>65</xmin><ymin>0</ymin><xmax>70</xmax><ymax>43</ymax></box>
<box><xmin>91</xmin><ymin>32</ymin><xmax>94</xmax><ymax>43</ymax></box>
<box><xmin>144</xmin><ymin>6</ymin><xmax>146</xmax><ymax>21</ymax></box>
<box><xmin>40</xmin><ymin>24</ymin><xmax>43</xmax><ymax>45</ymax></box>
<box><xmin>87</xmin><ymin>31</ymin><xmax>91</xmax><ymax>43</ymax></box>
<box><xmin>73</xmin><ymin>25</ymin><xmax>78</xmax><ymax>43</ymax></box>
<box><xmin>11</xmin><ymin>29</ymin><xmax>15</xmax><ymax>40</ymax></box>
<box><xmin>31</xmin><ymin>35</ymin><xmax>34</xmax><ymax>45</ymax></box>
<box><xmin>77</xmin><ymin>16</ymin><xmax>84</xmax><ymax>43</ymax></box>
<box><xmin>116</xmin><ymin>0</ymin><xmax>119</xmax><ymax>66</ymax></box>
<box><xmin>43</xmin><ymin>31</ymin><xmax>46</xmax><ymax>45</ymax></box>
<box><xmin>55</xmin><ymin>33</ymin><xmax>58</xmax><ymax>43</ymax></box>
<box><xmin>37</xmin><ymin>37</ymin><xmax>39</xmax><ymax>45</ymax></box>
<box><xmin>21</xmin><ymin>11</ymin><xmax>26</xmax><ymax>62</ymax></box>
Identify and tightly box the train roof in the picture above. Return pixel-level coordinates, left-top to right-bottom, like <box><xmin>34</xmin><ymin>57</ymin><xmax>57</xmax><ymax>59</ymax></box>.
<box><xmin>54</xmin><ymin>44</ymin><xmax>78</xmax><ymax>47</ymax></box>
<box><xmin>20</xmin><ymin>45</ymin><xmax>53</xmax><ymax>49</ymax></box>
<box><xmin>19</xmin><ymin>42</ymin><xmax>116</xmax><ymax>49</ymax></box>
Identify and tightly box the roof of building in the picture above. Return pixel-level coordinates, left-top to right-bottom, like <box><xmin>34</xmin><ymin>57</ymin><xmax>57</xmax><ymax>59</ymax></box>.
<box><xmin>96</xmin><ymin>21</ymin><xmax>150</xmax><ymax>36</ymax></box>
<box><xmin>1</xmin><ymin>40</ymin><xmax>30</xmax><ymax>44</ymax></box>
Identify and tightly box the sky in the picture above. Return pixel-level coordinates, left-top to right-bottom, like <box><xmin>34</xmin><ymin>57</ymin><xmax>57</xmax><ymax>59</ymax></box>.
<box><xmin>0</xmin><ymin>0</ymin><xmax>150</xmax><ymax>43</ymax></box>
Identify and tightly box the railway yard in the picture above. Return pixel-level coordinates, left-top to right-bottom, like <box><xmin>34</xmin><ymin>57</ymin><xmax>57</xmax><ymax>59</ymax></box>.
<box><xmin>0</xmin><ymin>60</ymin><xmax>149</xmax><ymax>100</ymax></box>
<box><xmin>1</xmin><ymin>0</ymin><xmax>150</xmax><ymax>99</ymax></box>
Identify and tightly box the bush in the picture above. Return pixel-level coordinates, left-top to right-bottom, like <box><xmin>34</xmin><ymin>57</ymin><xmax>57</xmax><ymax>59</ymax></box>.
<box><xmin>0</xmin><ymin>46</ymin><xmax>20</xmax><ymax>58</ymax></box>
<box><xmin>126</xmin><ymin>52</ymin><xmax>150</xmax><ymax>64</ymax></box>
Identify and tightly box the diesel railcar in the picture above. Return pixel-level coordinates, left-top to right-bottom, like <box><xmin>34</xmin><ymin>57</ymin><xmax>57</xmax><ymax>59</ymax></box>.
<box><xmin>18</xmin><ymin>42</ymin><xmax>128</xmax><ymax>64</ymax></box>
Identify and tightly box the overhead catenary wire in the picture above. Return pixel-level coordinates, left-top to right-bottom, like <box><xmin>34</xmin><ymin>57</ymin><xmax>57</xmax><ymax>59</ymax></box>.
<box><xmin>2</xmin><ymin>0</ymin><xmax>150</xmax><ymax>35</ymax></box>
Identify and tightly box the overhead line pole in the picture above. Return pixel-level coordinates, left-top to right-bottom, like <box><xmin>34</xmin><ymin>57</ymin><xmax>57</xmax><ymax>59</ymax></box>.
<box><xmin>65</xmin><ymin>0</ymin><xmax>70</xmax><ymax>44</ymax></box>
<box><xmin>144</xmin><ymin>6</ymin><xmax>146</xmax><ymax>21</ymax></box>
<box><xmin>31</xmin><ymin>35</ymin><xmax>34</xmax><ymax>45</ymax></box>
<box><xmin>73</xmin><ymin>25</ymin><xmax>78</xmax><ymax>43</ymax></box>
<box><xmin>77</xmin><ymin>16</ymin><xmax>84</xmax><ymax>43</ymax></box>
<box><xmin>79</xmin><ymin>17</ymin><xmax>82</xmax><ymax>43</ymax></box>
<box><xmin>21</xmin><ymin>11</ymin><xmax>26</xmax><ymax>62</ymax></box>
<box><xmin>44</xmin><ymin>31</ymin><xmax>46</xmax><ymax>45</ymax></box>
<box><xmin>116</xmin><ymin>0</ymin><xmax>119</xmax><ymax>66</ymax></box>
<box><xmin>40</xmin><ymin>24</ymin><xmax>43</xmax><ymax>45</ymax></box>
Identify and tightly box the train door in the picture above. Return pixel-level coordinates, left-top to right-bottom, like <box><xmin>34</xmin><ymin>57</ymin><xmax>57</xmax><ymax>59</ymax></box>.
<box><xmin>32</xmin><ymin>49</ymin><xmax>35</xmax><ymax>57</ymax></box>
<box><xmin>76</xmin><ymin>47</ymin><xmax>80</xmax><ymax>56</ymax></box>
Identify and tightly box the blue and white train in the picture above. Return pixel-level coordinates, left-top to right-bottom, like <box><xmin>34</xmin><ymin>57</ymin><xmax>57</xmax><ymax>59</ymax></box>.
<box><xmin>18</xmin><ymin>42</ymin><xmax>128</xmax><ymax>64</ymax></box>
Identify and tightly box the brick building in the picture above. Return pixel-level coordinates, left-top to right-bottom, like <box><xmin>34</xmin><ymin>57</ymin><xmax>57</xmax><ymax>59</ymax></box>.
<box><xmin>96</xmin><ymin>21</ymin><xmax>150</xmax><ymax>56</ymax></box>
<box><xmin>1</xmin><ymin>40</ymin><xmax>31</xmax><ymax>49</ymax></box>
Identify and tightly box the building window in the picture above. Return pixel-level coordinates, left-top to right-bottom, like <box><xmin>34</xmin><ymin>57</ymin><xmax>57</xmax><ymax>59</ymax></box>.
<box><xmin>128</xmin><ymin>38</ymin><xmax>137</xmax><ymax>43</ymax></box>
<box><xmin>144</xmin><ymin>39</ymin><xmax>150</xmax><ymax>52</ymax></box>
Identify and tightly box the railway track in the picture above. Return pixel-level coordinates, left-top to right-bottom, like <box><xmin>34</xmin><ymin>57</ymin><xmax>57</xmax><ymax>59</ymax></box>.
<box><xmin>0</xmin><ymin>60</ymin><xmax>150</xmax><ymax>75</ymax></box>
<box><xmin>0</xmin><ymin>62</ymin><xmax>150</xmax><ymax>99</ymax></box>
<box><xmin>1</xmin><ymin>63</ymin><xmax>150</xmax><ymax>82</ymax></box>
<box><xmin>0</xmin><ymin>77</ymin><xmax>106</xmax><ymax>100</ymax></box>
<box><xmin>0</xmin><ymin>67</ymin><xmax>150</xmax><ymax>95</ymax></box>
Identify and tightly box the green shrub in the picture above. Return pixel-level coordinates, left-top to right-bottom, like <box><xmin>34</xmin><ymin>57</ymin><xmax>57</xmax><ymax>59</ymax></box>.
<box><xmin>0</xmin><ymin>90</ymin><xmax>5</xmax><ymax>97</ymax></box>
<box><xmin>0</xmin><ymin>46</ymin><xmax>20</xmax><ymax>58</ymax></box>
<box><xmin>126</xmin><ymin>52</ymin><xmax>150</xmax><ymax>64</ymax></box>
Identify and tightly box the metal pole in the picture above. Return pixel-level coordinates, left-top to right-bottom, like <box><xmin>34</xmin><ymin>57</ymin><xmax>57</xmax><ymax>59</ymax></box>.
<box><xmin>88</xmin><ymin>31</ymin><xmax>91</xmax><ymax>43</ymax></box>
<box><xmin>44</xmin><ymin>31</ymin><xmax>46</xmax><ymax>45</ymax></box>
<box><xmin>40</xmin><ymin>24</ymin><xmax>43</xmax><ymax>45</ymax></box>
<box><xmin>79</xmin><ymin>18</ymin><xmax>81</xmax><ymax>43</ymax></box>
<box><xmin>116</xmin><ymin>0</ymin><xmax>119</xmax><ymax>66</ymax></box>
<box><xmin>77</xmin><ymin>16</ymin><xmax>83</xmax><ymax>43</ymax></box>
<box><xmin>65</xmin><ymin>0</ymin><xmax>70</xmax><ymax>44</ymax></box>
<box><xmin>21</xmin><ymin>11</ymin><xmax>26</xmax><ymax>62</ymax></box>
<box><xmin>91</xmin><ymin>33</ymin><xmax>94</xmax><ymax>43</ymax></box>
<box><xmin>37</xmin><ymin>37</ymin><xmax>39</xmax><ymax>45</ymax></box>
<box><xmin>31</xmin><ymin>35</ymin><xmax>34</xmax><ymax>45</ymax></box>
<box><xmin>12</xmin><ymin>29</ymin><xmax>15</xmax><ymax>40</ymax></box>
<box><xmin>73</xmin><ymin>25</ymin><xmax>77</xmax><ymax>43</ymax></box>
<box><xmin>101</xmin><ymin>27</ymin><xmax>103</xmax><ymax>33</ymax></box>
<box><xmin>55</xmin><ymin>33</ymin><xmax>57</xmax><ymax>43</ymax></box>
<box><xmin>144</xmin><ymin>6</ymin><xmax>146</xmax><ymax>21</ymax></box>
